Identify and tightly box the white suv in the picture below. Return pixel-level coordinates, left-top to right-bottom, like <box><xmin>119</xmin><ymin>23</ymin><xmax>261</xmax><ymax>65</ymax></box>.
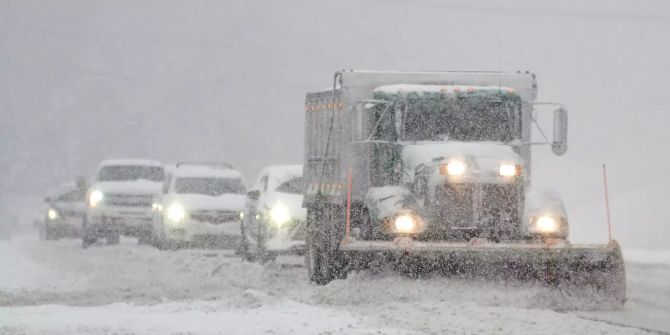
<box><xmin>82</xmin><ymin>159</ymin><xmax>165</xmax><ymax>247</ymax></box>
<box><xmin>153</xmin><ymin>163</ymin><xmax>246</xmax><ymax>249</ymax></box>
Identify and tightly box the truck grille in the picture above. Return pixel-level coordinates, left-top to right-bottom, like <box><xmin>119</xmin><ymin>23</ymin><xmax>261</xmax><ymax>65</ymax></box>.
<box><xmin>190</xmin><ymin>210</ymin><xmax>239</xmax><ymax>224</ymax></box>
<box><xmin>428</xmin><ymin>183</ymin><xmax>520</xmax><ymax>239</ymax></box>
<box><xmin>104</xmin><ymin>194</ymin><xmax>153</xmax><ymax>208</ymax></box>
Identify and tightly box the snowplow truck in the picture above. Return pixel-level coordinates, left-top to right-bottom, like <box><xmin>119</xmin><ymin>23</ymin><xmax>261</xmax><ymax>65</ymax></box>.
<box><xmin>303</xmin><ymin>70</ymin><xmax>625</xmax><ymax>304</ymax></box>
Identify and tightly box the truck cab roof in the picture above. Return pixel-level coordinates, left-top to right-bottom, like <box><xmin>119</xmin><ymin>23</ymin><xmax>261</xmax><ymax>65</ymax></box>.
<box><xmin>373</xmin><ymin>84</ymin><xmax>517</xmax><ymax>96</ymax></box>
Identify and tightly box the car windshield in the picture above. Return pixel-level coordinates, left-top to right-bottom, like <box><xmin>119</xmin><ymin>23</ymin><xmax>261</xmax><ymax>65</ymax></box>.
<box><xmin>97</xmin><ymin>165</ymin><xmax>165</xmax><ymax>182</ymax></box>
<box><xmin>175</xmin><ymin>177</ymin><xmax>245</xmax><ymax>196</ymax></box>
<box><xmin>56</xmin><ymin>189</ymin><xmax>86</xmax><ymax>202</ymax></box>
<box><xmin>275</xmin><ymin>176</ymin><xmax>305</xmax><ymax>194</ymax></box>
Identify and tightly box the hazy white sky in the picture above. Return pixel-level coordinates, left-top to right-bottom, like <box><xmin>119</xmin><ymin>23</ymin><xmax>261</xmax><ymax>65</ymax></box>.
<box><xmin>1</xmin><ymin>0</ymin><xmax>668</xmax><ymax>248</ymax></box>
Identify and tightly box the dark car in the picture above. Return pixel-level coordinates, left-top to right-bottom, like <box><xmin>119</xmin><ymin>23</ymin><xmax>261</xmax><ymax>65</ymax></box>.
<box><xmin>40</xmin><ymin>181</ymin><xmax>87</xmax><ymax>240</ymax></box>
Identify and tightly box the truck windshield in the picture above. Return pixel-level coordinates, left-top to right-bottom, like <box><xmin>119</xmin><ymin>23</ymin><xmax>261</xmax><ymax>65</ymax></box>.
<box><xmin>401</xmin><ymin>95</ymin><xmax>520</xmax><ymax>142</ymax></box>
<box><xmin>97</xmin><ymin>166</ymin><xmax>165</xmax><ymax>182</ymax></box>
<box><xmin>175</xmin><ymin>178</ymin><xmax>245</xmax><ymax>196</ymax></box>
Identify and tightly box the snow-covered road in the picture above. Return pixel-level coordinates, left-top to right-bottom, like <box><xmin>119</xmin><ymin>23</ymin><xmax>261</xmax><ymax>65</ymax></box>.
<box><xmin>1</xmin><ymin>234</ymin><xmax>669</xmax><ymax>335</ymax></box>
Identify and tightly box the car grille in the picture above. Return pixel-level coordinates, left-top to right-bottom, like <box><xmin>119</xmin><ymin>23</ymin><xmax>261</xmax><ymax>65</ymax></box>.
<box><xmin>104</xmin><ymin>194</ymin><xmax>153</xmax><ymax>207</ymax></box>
<box><xmin>190</xmin><ymin>210</ymin><xmax>239</xmax><ymax>224</ymax></box>
<box><xmin>60</xmin><ymin>210</ymin><xmax>85</xmax><ymax>218</ymax></box>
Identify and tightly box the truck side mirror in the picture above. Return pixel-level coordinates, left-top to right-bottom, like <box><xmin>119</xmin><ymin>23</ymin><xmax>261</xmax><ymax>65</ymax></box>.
<box><xmin>247</xmin><ymin>190</ymin><xmax>260</xmax><ymax>200</ymax></box>
<box><xmin>552</xmin><ymin>107</ymin><xmax>568</xmax><ymax>156</ymax></box>
<box><xmin>162</xmin><ymin>181</ymin><xmax>170</xmax><ymax>194</ymax></box>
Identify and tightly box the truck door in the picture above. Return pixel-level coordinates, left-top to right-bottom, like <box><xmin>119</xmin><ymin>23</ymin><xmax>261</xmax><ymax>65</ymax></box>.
<box><xmin>369</xmin><ymin>104</ymin><xmax>401</xmax><ymax>187</ymax></box>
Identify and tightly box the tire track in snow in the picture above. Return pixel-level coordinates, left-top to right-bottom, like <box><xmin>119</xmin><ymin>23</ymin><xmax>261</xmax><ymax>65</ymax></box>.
<box><xmin>574</xmin><ymin>314</ymin><xmax>670</xmax><ymax>335</ymax></box>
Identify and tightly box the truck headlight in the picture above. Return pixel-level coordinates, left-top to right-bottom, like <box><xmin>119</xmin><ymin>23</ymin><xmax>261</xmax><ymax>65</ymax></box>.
<box><xmin>151</xmin><ymin>202</ymin><xmax>162</xmax><ymax>212</ymax></box>
<box><xmin>499</xmin><ymin>164</ymin><xmax>520</xmax><ymax>177</ymax></box>
<box><xmin>89</xmin><ymin>190</ymin><xmax>103</xmax><ymax>207</ymax></box>
<box><xmin>166</xmin><ymin>203</ymin><xmax>186</xmax><ymax>223</ymax></box>
<box><xmin>269</xmin><ymin>203</ymin><xmax>290</xmax><ymax>226</ymax></box>
<box><xmin>440</xmin><ymin>161</ymin><xmax>466</xmax><ymax>176</ymax></box>
<box><xmin>394</xmin><ymin>214</ymin><xmax>417</xmax><ymax>234</ymax></box>
<box><xmin>533</xmin><ymin>215</ymin><xmax>559</xmax><ymax>233</ymax></box>
<box><xmin>47</xmin><ymin>208</ymin><xmax>58</xmax><ymax>220</ymax></box>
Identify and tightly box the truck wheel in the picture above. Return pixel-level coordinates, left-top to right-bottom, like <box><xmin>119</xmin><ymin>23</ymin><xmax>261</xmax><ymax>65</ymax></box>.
<box><xmin>306</xmin><ymin>240</ymin><xmax>332</xmax><ymax>285</ymax></box>
<box><xmin>306</xmin><ymin>204</ymin><xmax>347</xmax><ymax>285</ymax></box>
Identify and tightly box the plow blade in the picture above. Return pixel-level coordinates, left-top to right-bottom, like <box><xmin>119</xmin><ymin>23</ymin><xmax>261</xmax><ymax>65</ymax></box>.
<box><xmin>340</xmin><ymin>239</ymin><xmax>626</xmax><ymax>305</ymax></box>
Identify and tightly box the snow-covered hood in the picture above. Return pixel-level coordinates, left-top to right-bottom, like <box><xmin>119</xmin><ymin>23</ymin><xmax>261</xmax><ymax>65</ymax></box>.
<box><xmin>167</xmin><ymin>194</ymin><xmax>245</xmax><ymax>212</ymax></box>
<box><xmin>91</xmin><ymin>180</ymin><xmax>163</xmax><ymax>196</ymax></box>
<box><xmin>401</xmin><ymin>142</ymin><xmax>523</xmax><ymax>183</ymax></box>
<box><xmin>524</xmin><ymin>188</ymin><xmax>567</xmax><ymax>220</ymax></box>
<box><xmin>259</xmin><ymin>192</ymin><xmax>306</xmax><ymax>222</ymax></box>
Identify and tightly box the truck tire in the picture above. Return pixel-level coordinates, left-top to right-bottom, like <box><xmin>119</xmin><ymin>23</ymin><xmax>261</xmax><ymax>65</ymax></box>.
<box><xmin>306</xmin><ymin>203</ymin><xmax>348</xmax><ymax>285</ymax></box>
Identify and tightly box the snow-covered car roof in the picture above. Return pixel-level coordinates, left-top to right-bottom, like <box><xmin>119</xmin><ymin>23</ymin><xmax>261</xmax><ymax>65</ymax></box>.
<box><xmin>263</xmin><ymin>165</ymin><xmax>302</xmax><ymax>181</ymax></box>
<box><xmin>99</xmin><ymin>159</ymin><xmax>163</xmax><ymax>167</ymax></box>
<box><xmin>173</xmin><ymin>165</ymin><xmax>243</xmax><ymax>179</ymax></box>
<box><xmin>254</xmin><ymin>165</ymin><xmax>303</xmax><ymax>191</ymax></box>
<box><xmin>373</xmin><ymin>84</ymin><xmax>517</xmax><ymax>97</ymax></box>
<box><xmin>44</xmin><ymin>183</ymin><xmax>80</xmax><ymax>199</ymax></box>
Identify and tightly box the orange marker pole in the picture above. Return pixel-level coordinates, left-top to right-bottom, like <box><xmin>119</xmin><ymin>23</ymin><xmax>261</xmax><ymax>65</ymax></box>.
<box><xmin>603</xmin><ymin>164</ymin><xmax>613</xmax><ymax>242</ymax></box>
<box><xmin>345</xmin><ymin>167</ymin><xmax>352</xmax><ymax>241</ymax></box>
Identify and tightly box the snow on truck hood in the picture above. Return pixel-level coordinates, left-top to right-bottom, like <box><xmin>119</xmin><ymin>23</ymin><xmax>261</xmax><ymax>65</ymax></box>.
<box><xmin>402</xmin><ymin>141</ymin><xmax>522</xmax><ymax>177</ymax></box>
<box><xmin>169</xmin><ymin>194</ymin><xmax>245</xmax><ymax>212</ymax></box>
<box><xmin>92</xmin><ymin>180</ymin><xmax>163</xmax><ymax>195</ymax></box>
<box><xmin>402</xmin><ymin>142</ymin><xmax>523</xmax><ymax>182</ymax></box>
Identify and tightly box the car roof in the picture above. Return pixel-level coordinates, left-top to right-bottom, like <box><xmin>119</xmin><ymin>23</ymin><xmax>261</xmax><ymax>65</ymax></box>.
<box><xmin>173</xmin><ymin>165</ymin><xmax>243</xmax><ymax>179</ymax></box>
<box><xmin>99</xmin><ymin>159</ymin><xmax>163</xmax><ymax>167</ymax></box>
<box><xmin>254</xmin><ymin>165</ymin><xmax>303</xmax><ymax>190</ymax></box>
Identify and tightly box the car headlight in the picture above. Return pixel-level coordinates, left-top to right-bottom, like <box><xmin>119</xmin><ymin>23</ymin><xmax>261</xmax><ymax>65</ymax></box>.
<box><xmin>533</xmin><ymin>215</ymin><xmax>559</xmax><ymax>233</ymax></box>
<box><xmin>47</xmin><ymin>208</ymin><xmax>58</xmax><ymax>220</ymax></box>
<box><xmin>440</xmin><ymin>161</ymin><xmax>466</xmax><ymax>176</ymax></box>
<box><xmin>269</xmin><ymin>203</ymin><xmax>290</xmax><ymax>226</ymax></box>
<box><xmin>499</xmin><ymin>164</ymin><xmax>520</xmax><ymax>177</ymax></box>
<box><xmin>89</xmin><ymin>190</ymin><xmax>103</xmax><ymax>207</ymax></box>
<box><xmin>166</xmin><ymin>203</ymin><xmax>186</xmax><ymax>223</ymax></box>
<box><xmin>151</xmin><ymin>202</ymin><xmax>162</xmax><ymax>212</ymax></box>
